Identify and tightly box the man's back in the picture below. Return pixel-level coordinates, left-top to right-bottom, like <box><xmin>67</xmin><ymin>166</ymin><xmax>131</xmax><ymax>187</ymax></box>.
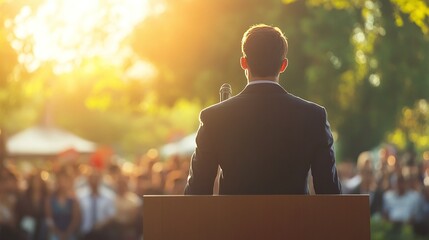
<box><xmin>185</xmin><ymin>83</ymin><xmax>341</xmax><ymax>195</ymax></box>
<box><xmin>184</xmin><ymin>24</ymin><xmax>341</xmax><ymax>195</ymax></box>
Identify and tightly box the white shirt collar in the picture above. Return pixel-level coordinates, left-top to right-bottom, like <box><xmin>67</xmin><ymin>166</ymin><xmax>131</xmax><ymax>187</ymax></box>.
<box><xmin>247</xmin><ymin>80</ymin><xmax>280</xmax><ymax>86</ymax></box>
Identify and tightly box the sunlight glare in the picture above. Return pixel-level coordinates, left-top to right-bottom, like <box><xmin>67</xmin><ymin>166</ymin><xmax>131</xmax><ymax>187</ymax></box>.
<box><xmin>124</xmin><ymin>60</ymin><xmax>158</xmax><ymax>81</ymax></box>
<box><xmin>8</xmin><ymin>0</ymin><xmax>165</xmax><ymax>74</ymax></box>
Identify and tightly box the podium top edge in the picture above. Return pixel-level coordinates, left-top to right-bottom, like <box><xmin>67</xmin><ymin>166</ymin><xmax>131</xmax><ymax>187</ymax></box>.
<box><xmin>142</xmin><ymin>194</ymin><xmax>369</xmax><ymax>198</ymax></box>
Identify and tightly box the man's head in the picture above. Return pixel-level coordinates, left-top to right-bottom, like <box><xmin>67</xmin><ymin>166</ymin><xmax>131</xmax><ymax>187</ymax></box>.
<box><xmin>395</xmin><ymin>174</ymin><xmax>407</xmax><ymax>195</ymax></box>
<box><xmin>241</xmin><ymin>24</ymin><xmax>288</xmax><ymax>79</ymax></box>
<box><xmin>88</xmin><ymin>169</ymin><xmax>102</xmax><ymax>194</ymax></box>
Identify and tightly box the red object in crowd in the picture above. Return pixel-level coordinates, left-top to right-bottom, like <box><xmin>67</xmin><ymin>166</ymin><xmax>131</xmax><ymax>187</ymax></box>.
<box><xmin>90</xmin><ymin>147</ymin><xmax>113</xmax><ymax>170</ymax></box>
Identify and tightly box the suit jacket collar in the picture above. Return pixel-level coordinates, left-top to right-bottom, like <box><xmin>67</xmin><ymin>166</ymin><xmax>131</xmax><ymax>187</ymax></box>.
<box><xmin>239</xmin><ymin>82</ymin><xmax>288</xmax><ymax>96</ymax></box>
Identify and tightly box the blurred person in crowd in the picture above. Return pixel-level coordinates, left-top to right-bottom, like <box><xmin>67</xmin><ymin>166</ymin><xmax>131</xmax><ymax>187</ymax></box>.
<box><xmin>357</xmin><ymin>151</ymin><xmax>373</xmax><ymax>173</ymax></box>
<box><xmin>165</xmin><ymin>155</ymin><xmax>182</xmax><ymax>173</ymax></box>
<box><xmin>371</xmin><ymin>151</ymin><xmax>396</xmax><ymax>212</ymax></box>
<box><xmin>0</xmin><ymin>169</ymin><xmax>16</xmax><ymax>225</ymax></box>
<box><xmin>406</xmin><ymin>166</ymin><xmax>423</xmax><ymax>191</ymax></box>
<box><xmin>139</xmin><ymin>155</ymin><xmax>158</xmax><ymax>181</ymax></box>
<box><xmin>336</xmin><ymin>160</ymin><xmax>356</xmax><ymax>183</ymax></box>
<box><xmin>112</xmin><ymin>174</ymin><xmax>142</xmax><ymax>239</ymax></box>
<box><xmin>135</xmin><ymin>172</ymin><xmax>164</xmax><ymax>196</ymax></box>
<box><xmin>378</xmin><ymin>147</ymin><xmax>390</xmax><ymax>171</ymax></box>
<box><xmin>181</xmin><ymin>159</ymin><xmax>190</xmax><ymax>176</ymax></box>
<box><xmin>417</xmin><ymin>161</ymin><xmax>425</xmax><ymax>186</ymax></box>
<box><xmin>134</xmin><ymin>173</ymin><xmax>161</xmax><ymax>239</ymax></box>
<box><xmin>46</xmin><ymin>172</ymin><xmax>80</xmax><ymax>240</ymax></box>
<box><xmin>345</xmin><ymin>152</ymin><xmax>384</xmax><ymax>216</ymax></box>
<box><xmin>135</xmin><ymin>173</ymin><xmax>151</xmax><ymax>197</ymax></box>
<box><xmin>151</xmin><ymin>161</ymin><xmax>167</xmax><ymax>191</ymax></box>
<box><xmin>73</xmin><ymin>164</ymin><xmax>89</xmax><ymax>191</ymax></box>
<box><xmin>342</xmin><ymin>152</ymin><xmax>372</xmax><ymax>193</ymax></box>
<box><xmin>422</xmin><ymin>157</ymin><xmax>429</xmax><ymax>179</ymax></box>
<box><xmin>78</xmin><ymin>169</ymin><xmax>115</xmax><ymax>240</ymax></box>
<box><xmin>374</xmin><ymin>147</ymin><xmax>392</xmax><ymax>185</ymax></box>
<box><xmin>104</xmin><ymin>164</ymin><xmax>122</xmax><ymax>191</ymax></box>
<box><xmin>389</xmin><ymin>156</ymin><xmax>403</xmax><ymax>189</ymax></box>
<box><xmin>0</xmin><ymin>167</ymin><xmax>24</xmax><ymax>239</ymax></box>
<box><xmin>15</xmin><ymin>171</ymin><xmax>49</xmax><ymax>240</ymax></box>
<box><xmin>383</xmin><ymin>174</ymin><xmax>420</xmax><ymax>226</ymax></box>
<box><xmin>164</xmin><ymin>170</ymin><xmax>186</xmax><ymax>195</ymax></box>
<box><xmin>413</xmin><ymin>184</ymin><xmax>429</xmax><ymax>236</ymax></box>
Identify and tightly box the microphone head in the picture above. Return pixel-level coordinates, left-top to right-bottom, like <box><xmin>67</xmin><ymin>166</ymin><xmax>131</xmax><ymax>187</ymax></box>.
<box><xmin>220</xmin><ymin>83</ymin><xmax>231</xmax><ymax>91</ymax></box>
<box><xmin>219</xmin><ymin>83</ymin><xmax>232</xmax><ymax>102</ymax></box>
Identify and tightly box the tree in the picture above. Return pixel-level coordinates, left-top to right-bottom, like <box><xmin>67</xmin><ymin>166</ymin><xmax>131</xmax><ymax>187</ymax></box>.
<box><xmin>300</xmin><ymin>0</ymin><xmax>429</xmax><ymax>158</ymax></box>
<box><xmin>132</xmin><ymin>0</ymin><xmax>429</xmax><ymax>160</ymax></box>
<box><xmin>132</xmin><ymin>0</ymin><xmax>287</xmax><ymax>105</ymax></box>
<box><xmin>2</xmin><ymin>0</ymin><xmax>428</xmax><ymax>158</ymax></box>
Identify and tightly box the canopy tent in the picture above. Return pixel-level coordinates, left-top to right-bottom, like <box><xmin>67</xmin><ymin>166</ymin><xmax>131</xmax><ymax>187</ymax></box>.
<box><xmin>6</xmin><ymin>126</ymin><xmax>96</xmax><ymax>156</ymax></box>
<box><xmin>160</xmin><ymin>132</ymin><xmax>196</xmax><ymax>157</ymax></box>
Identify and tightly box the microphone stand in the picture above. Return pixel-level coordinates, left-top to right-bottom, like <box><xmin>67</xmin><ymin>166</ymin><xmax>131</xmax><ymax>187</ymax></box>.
<box><xmin>213</xmin><ymin>84</ymin><xmax>232</xmax><ymax>195</ymax></box>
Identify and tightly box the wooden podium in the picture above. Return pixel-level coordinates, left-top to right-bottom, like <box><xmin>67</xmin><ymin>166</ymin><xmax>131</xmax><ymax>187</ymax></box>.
<box><xmin>143</xmin><ymin>195</ymin><xmax>370</xmax><ymax>240</ymax></box>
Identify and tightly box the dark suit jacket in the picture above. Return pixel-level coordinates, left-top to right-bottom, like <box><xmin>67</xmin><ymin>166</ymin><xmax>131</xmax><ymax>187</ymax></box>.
<box><xmin>184</xmin><ymin>83</ymin><xmax>341</xmax><ymax>195</ymax></box>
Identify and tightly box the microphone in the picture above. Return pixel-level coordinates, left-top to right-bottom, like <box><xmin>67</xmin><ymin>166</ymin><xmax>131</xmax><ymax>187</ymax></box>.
<box><xmin>219</xmin><ymin>83</ymin><xmax>232</xmax><ymax>102</ymax></box>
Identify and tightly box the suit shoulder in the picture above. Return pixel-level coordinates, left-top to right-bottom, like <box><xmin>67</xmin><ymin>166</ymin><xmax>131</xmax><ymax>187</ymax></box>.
<box><xmin>287</xmin><ymin>93</ymin><xmax>326</xmax><ymax>114</ymax></box>
<box><xmin>199</xmin><ymin>102</ymin><xmax>222</xmax><ymax>122</ymax></box>
<box><xmin>200</xmin><ymin>96</ymin><xmax>238</xmax><ymax>118</ymax></box>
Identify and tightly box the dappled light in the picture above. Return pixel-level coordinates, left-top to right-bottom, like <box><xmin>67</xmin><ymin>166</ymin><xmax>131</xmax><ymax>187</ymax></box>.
<box><xmin>0</xmin><ymin>0</ymin><xmax>427</xmax><ymax>162</ymax></box>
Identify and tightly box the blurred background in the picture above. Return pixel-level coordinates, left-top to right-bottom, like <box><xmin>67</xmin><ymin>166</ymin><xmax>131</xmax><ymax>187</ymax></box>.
<box><xmin>0</xmin><ymin>0</ymin><xmax>429</xmax><ymax>239</ymax></box>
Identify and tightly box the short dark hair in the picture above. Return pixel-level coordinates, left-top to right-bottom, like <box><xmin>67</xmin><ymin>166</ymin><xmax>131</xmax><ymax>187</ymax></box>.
<box><xmin>241</xmin><ymin>24</ymin><xmax>288</xmax><ymax>77</ymax></box>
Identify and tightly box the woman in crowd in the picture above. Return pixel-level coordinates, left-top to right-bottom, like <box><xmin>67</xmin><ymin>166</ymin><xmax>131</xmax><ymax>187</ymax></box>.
<box><xmin>15</xmin><ymin>171</ymin><xmax>49</xmax><ymax>240</ymax></box>
<box><xmin>45</xmin><ymin>172</ymin><xmax>80</xmax><ymax>240</ymax></box>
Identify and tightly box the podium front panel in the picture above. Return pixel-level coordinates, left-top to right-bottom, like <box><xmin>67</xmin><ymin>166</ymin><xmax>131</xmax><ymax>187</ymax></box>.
<box><xmin>143</xmin><ymin>195</ymin><xmax>370</xmax><ymax>240</ymax></box>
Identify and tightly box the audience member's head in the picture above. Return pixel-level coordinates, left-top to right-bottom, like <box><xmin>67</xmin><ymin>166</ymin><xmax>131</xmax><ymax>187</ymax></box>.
<box><xmin>1</xmin><ymin>166</ymin><xmax>19</xmax><ymax>194</ymax></box>
<box><xmin>165</xmin><ymin>170</ymin><xmax>186</xmax><ymax>195</ymax></box>
<box><xmin>116</xmin><ymin>174</ymin><xmax>130</xmax><ymax>196</ymax></box>
<box><xmin>88</xmin><ymin>169</ymin><xmax>102</xmax><ymax>194</ymax></box>
<box><xmin>357</xmin><ymin>151</ymin><xmax>373</xmax><ymax>173</ymax></box>
<box><xmin>56</xmin><ymin>171</ymin><xmax>72</xmax><ymax>195</ymax></box>
<box><xmin>394</xmin><ymin>174</ymin><xmax>408</xmax><ymax>195</ymax></box>
<box><xmin>26</xmin><ymin>171</ymin><xmax>48</xmax><ymax>196</ymax></box>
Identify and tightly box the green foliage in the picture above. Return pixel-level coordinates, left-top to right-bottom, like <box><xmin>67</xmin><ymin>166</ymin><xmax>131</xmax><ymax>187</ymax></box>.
<box><xmin>391</xmin><ymin>0</ymin><xmax>429</xmax><ymax>34</ymax></box>
<box><xmin>388</xmin><ymin>100</ymin><xmax>429</xmax><ymax>154</ymax></box>
<box><xmin>371</xmin><ymin>218</ymin><xmax>427</xmax><ymax>240</ymax></box>
<box><xmin>0</xmin><ymin>0</ymin><xmax>43</xmax><ymax>128</ymax></box>
<box><xmin>1</xmin><ymin>0</ymin><xmax>429</xmax><ymax>159</ymax></box>
<box><xmin>132</xmin><ymin>0</ymin><xmax>286</xmax><ymax>105</ymax></box>
<box><xmin>283</xmin><ymin>0</ymin><xmax>429</xmax><ymax>159</ymax></box>
<box><xmin>10</xmin><ymin>59</ymin><xmax>201</xmax><ymax>155</ymax></box>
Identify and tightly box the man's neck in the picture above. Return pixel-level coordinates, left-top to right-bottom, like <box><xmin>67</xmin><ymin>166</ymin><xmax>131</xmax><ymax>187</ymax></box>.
<box><xmin>247</xmin><ymin>74</ymin><xmax>279</xmax><ymax>84</ymax></box>
<box><xmin>247</xmin><ymin>80</ymin><xmax>280</xmax><ymax>86</ymax></box>
<box><xmin>248</xmin><ymin>78</ymin><xmax>279</xmax><ymax>86</ymax></box>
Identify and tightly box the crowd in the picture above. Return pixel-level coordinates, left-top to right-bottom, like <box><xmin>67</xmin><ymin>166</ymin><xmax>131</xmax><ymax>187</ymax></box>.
<box><xmin>0</xmin><ymin>150</ymin><xmax>188</xmax><ymax>240</ymax></box>
<box><xmin>1</xmin><ymin>145</ymin><xmax>429</xmax><ymax>239</ymax></box>
<box><xmin>339</xmin><ymin>146</ymin><xmax>429</xmax><ymax>237</ymax></box>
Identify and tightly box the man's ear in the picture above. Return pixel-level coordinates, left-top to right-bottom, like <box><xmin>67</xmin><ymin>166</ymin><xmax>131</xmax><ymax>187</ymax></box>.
<box><xmin>279</xmin><ymin>58</ymin><xmax>288</xmax><ymax>73</ymax></box>
<box><xmin>240</xmin><ymin>57</ymin><xmax>248</xmax><ymax>70</ymax></box>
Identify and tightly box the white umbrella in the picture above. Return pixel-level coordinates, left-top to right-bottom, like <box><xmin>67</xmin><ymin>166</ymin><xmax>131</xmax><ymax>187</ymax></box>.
<box><xmin>6</xmin><ymin>126</ymin><xmax>96</xmax><ymax>156</ymax></box>
<box><xmin>160</xmin><ymin>133</ymin><xmax>197</xmax><ymax>157</ymax></box>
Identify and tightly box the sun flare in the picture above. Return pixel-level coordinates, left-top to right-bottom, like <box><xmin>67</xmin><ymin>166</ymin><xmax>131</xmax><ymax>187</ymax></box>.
<box><xmin>7</xmin><ymin>0</ymin><xmax>165</xmax><ymax>74</ymax></box>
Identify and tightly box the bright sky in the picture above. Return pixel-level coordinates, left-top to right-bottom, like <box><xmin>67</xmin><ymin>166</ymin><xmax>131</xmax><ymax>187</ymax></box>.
<box><xmin>6</xmin><ymin>0</ymin><xmax>165</xmax><ymax>74</ymax></box>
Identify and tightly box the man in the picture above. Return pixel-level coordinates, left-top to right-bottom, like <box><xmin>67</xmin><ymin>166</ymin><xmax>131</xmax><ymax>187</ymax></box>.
<box><xmin>185</xmin><ymin>24</ymin><xmax>341</xmax><ymax>195</ymax></box>
<box><xmin>383</xmin><ymin>174</ymin><xmax>420</xmax><ymax>224</ymax></box>
<box><xmin>77</xmin><ymin>169</ymin><xmax>116</xmax><ymax>239</ymax></box>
